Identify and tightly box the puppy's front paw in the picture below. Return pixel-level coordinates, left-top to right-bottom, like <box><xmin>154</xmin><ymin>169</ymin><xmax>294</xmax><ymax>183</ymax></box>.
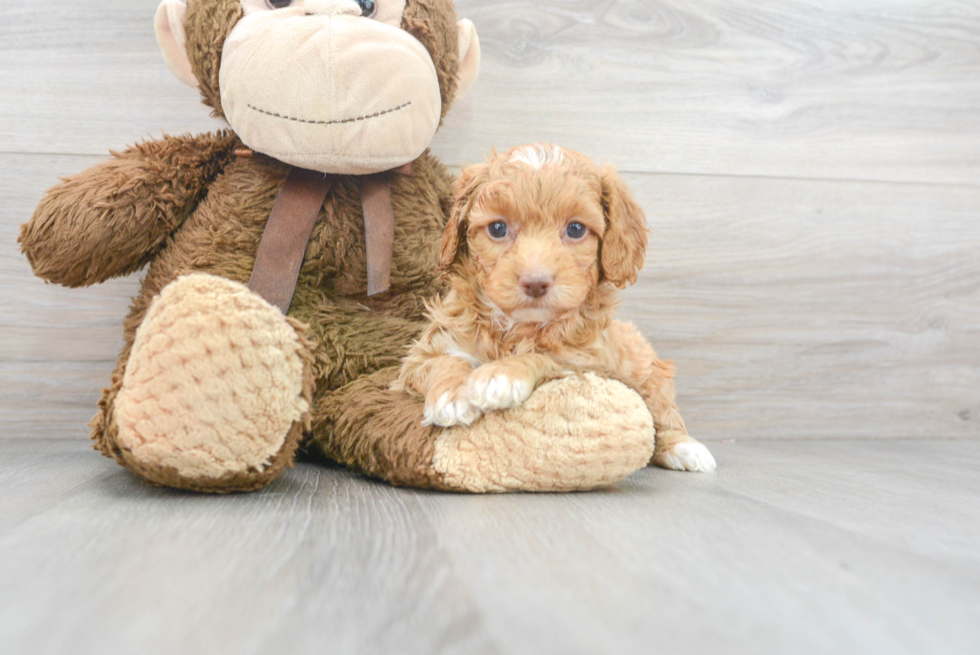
<box><xmin>467</xmin><ymin>364</ymin><xmax>534</xmax><ymax>412</ymax></box>
<box><xmin>423</xmin><ymin>389</ymin><xmax>482</xmax><ymax>428</ymax></box>
<box><xmin>657</xmin><ymin>441</ymin><xmax>717</xmax><ymax>473</ymax></box>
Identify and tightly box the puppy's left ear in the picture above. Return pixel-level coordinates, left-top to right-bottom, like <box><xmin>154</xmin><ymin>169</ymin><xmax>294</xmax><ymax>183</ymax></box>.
<box><xmin>599</xmin><ymin>165</ymin><xmax>649</xmax><ymax>288</ymax></box>
<box><xmin>438</xmin><ymin>162</ymin><xmax>489</xmax><ymax>272</ymax></box>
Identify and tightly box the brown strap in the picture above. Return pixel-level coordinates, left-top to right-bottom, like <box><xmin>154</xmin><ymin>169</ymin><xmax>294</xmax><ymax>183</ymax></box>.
<box><xmin>358</xmin><ymin>174</ymin><xmax>396</xmax><ymax>297</ymax></box>
<box><xmin>248</xmin><ymin>167</ymin><xmax>334</xmax><ymax>313</ymax></box>
<box><xmin>357</xmin><ymin>162</ymin><xmax>414</xmax><ymax>297</ymax></box>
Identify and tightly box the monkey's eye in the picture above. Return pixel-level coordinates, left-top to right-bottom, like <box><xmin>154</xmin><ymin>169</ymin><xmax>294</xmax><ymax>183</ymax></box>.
<box><xmin>268</xmin><ymin>0</ymin><xmax>294</xmax><ymax>8</ymax></box>
<box><xmin>565</xmin><ymin>222</ymin><xmax>588</xmax><ymax>240</ymax></box>
<box><xmin>487</xmin><ymin>221</ymin><xmax>510</xmax><ymax>240</ymax></box>
<box><xmin>357</xmin><ymin>0</ymin><xmax>378</xmax><ymax>17</ymax></box>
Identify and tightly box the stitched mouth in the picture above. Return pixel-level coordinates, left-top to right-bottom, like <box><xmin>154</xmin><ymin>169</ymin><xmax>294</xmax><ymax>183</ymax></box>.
<box><xmin>247</xmin><ymin>101</ymin><xmax>412</xmax><ymax>126</ymax></box>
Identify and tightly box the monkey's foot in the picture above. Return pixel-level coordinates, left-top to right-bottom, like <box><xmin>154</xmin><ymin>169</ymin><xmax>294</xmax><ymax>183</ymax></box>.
<box><xmin>113</xmin><ymin>274</ymin><xmax>312</xmax><ymax>493</ymax></box>
<box><xmin>317</xmin><ymin>371</ymin><xmax>654</xmax><ymax>493</ymax></box>
<box><xmin>433</xmin><ymin>373</ymin><xmax>653</xmax><ymax>492</ymax></box>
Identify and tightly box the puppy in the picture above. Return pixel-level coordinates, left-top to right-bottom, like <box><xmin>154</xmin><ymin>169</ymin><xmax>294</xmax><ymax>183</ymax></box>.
<box><xmin>395</xmin><ymin>144</ymin><xmax>716</xmax><ymax>472</ymax></box>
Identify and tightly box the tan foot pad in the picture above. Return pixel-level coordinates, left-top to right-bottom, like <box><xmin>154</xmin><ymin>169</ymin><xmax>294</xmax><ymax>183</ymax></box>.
<box><xmin>114</xmin><ymin>274</ymin><xmax>310</xmax><ymax>487</ymax></box>
<box><xmin>432</xmin><ymin>373</ymin><xmax>654</xmax><ymax>493</ymax></box>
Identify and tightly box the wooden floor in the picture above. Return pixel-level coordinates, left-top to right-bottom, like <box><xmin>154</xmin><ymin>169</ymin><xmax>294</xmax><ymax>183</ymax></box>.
<box><xmin>1</xmin><ymin>438</ymin><xmax>978</xmax><ymax>655</ymax></box>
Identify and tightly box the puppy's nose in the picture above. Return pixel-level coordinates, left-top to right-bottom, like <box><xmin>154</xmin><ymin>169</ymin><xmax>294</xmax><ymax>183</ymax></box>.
<box><xmin>520</xmin><ymin>274</ymin><xmax>553</xmax><ymax>299</ymax></box>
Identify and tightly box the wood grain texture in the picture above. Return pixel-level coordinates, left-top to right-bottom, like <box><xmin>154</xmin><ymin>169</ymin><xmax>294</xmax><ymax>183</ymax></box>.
<box><xmin>3</xmin><ymin>154</ymin><xmax>979</xmax><ymax>439</ymax></box>
<box><xmin>1</xmin><ymin>439</ymin><xmax>978</xmax><ymax>655</ymax></box>
<box><xmin>620</xmin><ymin>173</ymin><xmax>980</xmax><ymax>439</ymax></box>
<box><xmin>1</xmin><ymin>1</ymin><xmax>979</xmax><ymax>183</ymax></box>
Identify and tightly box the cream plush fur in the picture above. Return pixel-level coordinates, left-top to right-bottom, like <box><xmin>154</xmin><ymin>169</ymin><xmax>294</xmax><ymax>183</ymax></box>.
<box><xmin>220</xmin><ymin>12</ymin><xmax>442</xmax><ymax>174</ymax></box>
<box><xmin>115</xmin><ymin>274</ymin><xmax>310</xmax><ymax>480</ymax></box>
<box><xmin>432</xmin><ymin>373</ymin><xmax>655</xmax><ymax>493</ymax></box>
<box><xmin>156</xmin><ymin>0</ymin><xmax>480</xmax><ymax>176</ymax></box>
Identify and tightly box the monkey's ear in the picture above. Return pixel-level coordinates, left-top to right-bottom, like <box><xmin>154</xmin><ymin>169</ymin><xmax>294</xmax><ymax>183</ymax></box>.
<box><xmin>437</xmin><ymin>163</ymin><xmax>488</xmax><ymax>272</ymax></box>
<box><xmin>155</xmin><ymin>0</ymin><xmax>196</xmax><ymax>87</ymax></box>
<box><xmin>455</xmin><ymin>19</ymin><xmax>481</xmax><ymax>102</ymax></box>
<box><xmin>599</xmin><ymin>165</ymin><xmax>649</xmax><ymax>288</ymax></box>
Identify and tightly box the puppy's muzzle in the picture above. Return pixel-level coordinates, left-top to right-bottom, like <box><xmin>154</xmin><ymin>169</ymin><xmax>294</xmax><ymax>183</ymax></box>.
<box><xmin>520</xmin><ymin>273</ymin><xmax>553</xmax><ymax>300</ymax></box>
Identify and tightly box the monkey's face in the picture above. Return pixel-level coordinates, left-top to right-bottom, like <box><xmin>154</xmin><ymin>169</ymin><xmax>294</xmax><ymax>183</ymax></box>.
<box><xmin>156</xmin><ymin>0</ymin><xmax>480</xmax><ymax>175</ymax></box>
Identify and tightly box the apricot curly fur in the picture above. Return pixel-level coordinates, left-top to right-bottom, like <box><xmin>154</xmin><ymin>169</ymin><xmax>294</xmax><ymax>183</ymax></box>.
<box><xmin>399</xmin><ymin>145</ymin><xmax>711</xmax><ymax>470</ymax></box>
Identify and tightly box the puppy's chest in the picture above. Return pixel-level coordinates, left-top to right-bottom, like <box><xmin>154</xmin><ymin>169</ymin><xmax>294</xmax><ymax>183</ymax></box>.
<box><xmin>478</xmin><ymin>330</ymin><xmax>618</xmax><ymax>370</ymax></box>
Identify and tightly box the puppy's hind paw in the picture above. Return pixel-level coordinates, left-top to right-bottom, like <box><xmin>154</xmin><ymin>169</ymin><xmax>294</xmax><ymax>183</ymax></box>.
<box><xmin>467</xmin><ymin>371</ymin><xmax>533</xmax><ymax>412</ymax></box>
<box><xmin>423</xmin><ymin>391</ymin><xmax>482</xmax><ymax>428</ymax></box>
<box><xmin>657</xmin><ymin>442</ymin><xmax>717</xmax><ymax>473</ymax></box>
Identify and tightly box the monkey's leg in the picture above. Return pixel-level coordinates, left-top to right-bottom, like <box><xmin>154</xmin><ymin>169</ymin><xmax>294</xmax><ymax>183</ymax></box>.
<box><xmin>96</xmin><ymin>273</ymin><xmax>312</xmax><ymax>493</ymax></box>
<box><xmin>305</xmin><ymin>308</ymin><xmax>655</xmax><ymax>492</ymax></box>
<box><xmin>315</xmin><ymin>369</ymin><xmax>655</xmax><ymax>493</ymax></box>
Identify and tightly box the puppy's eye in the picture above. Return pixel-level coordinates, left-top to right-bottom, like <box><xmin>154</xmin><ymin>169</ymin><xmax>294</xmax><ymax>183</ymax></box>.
<box><xmin>565</xmin><ymin>222</ymin><xmax>588</xmax><ymax>240</ymax></box>
<box><xmin>487</xmin><ymin>221</ymin><xmax>510</xmax><ymax>240</ymax></box>
<box><xmin>357</xmin><ymin>0</ymin><xmax>378</xmax><ymax>17</ymax></box>
<box><xmin>268</xmin><ymin>0</ymin><xmax>294</xmax><ymax>8</ymax></box>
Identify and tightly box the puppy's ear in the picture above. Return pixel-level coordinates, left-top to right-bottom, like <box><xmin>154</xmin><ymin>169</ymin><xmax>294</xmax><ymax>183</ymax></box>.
<box><xmin>438</xmin><ymin>162</ymin><xmax>488</xmax><ymax>272</ymax></box>
<box><xmin>599</xmin><ymin>165</ymin><xmax>648</xmax><ymax>288</ymax></box>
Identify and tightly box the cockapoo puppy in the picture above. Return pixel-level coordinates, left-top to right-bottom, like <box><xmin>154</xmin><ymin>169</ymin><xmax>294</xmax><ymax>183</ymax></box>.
<box><xmin>395</xmin><ymin>144</ymin><xmax>716</xmax><ymax>472</ymax></box>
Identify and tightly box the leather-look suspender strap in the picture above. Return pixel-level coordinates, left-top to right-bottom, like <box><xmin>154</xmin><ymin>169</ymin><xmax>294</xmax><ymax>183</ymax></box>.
<box><xmin>248</xmin><ymin>167</ymin><xmax>334</xmax><ymax>314</ymax></box>
<box><xmin>248</xmin><ymin>162</ymin><xmax>416</xmax><ymax>312</ymax></box>
<box><xmin>358</xmin><ymin>174</ymin><xmax>396</xmax><ymax>297</ymax></box>
<box><xmin>357</xmin><ymin>162</ymin><xmax>414</xmax><ymax>297</ymax></box>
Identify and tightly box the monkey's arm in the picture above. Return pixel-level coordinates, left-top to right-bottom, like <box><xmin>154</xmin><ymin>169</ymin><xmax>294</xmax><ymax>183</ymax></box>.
<box><xmin>19</xmin><ymin>131</ymin><xmax>240</xmax><ymax>287</ymax></box>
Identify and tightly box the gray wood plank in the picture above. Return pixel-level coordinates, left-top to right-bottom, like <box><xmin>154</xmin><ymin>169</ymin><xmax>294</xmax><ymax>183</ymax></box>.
<box><xmin>1</xmin><ymin>1</ymin><xmax>978</xmax><ymax>184</ymax></box>
<box><xmin>0</xmin><ymin>440</ymin><xmax>112</xmax><ymax>531</ymax></box>
<box><xmin>4</xmin><ymin>153</ymin><xmax>978</xmax><ymax>440</ymax></box>
<box><xmin>618</xmin><ymin>173</ymin><xmax>980</xmax><ymax>440</ymax></box>
<box><xmin>1</xmin><ymin>439</ymin><xmax>978</xmax><ymax>655</ymax></box>
<box><xmin>414</xmin><ymin>439</ymin><xmax>980</xmax><ymax>655</ymax></box>
<box><xmin>0</xmin><ymin>442</ymin><xmax>500</xmax><ymax>655</ymax></box>
<box><xmin>0</xmin><ymin>155</ymin><xmax>138</xmax><ymax>436</ymax></box>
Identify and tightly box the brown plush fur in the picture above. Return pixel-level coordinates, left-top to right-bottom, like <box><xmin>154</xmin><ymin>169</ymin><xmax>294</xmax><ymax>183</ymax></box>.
<box><xmin>401</xmin><ymin>0</ymin><xmax>460</xmax><ymax>123</ymax></box>
<box><xmin>183</xmin><ymin>0</ymin><xmax>243</xmax><ymax>119</ymax></box>
<box><xmin>398</xmin><ymin>145</ymin><xmax>705</xmax><ymax>467</ymax></box>
<box><xmin>20</xmin><ymin>132</ymin><xmax>240</xmax><ymax>286</ymax></box>
<box><xmin>69</xmin><ymin>148</ymin><xmax>455</xmax><ymax>485</ymax></box>
<box><xmin>20</xmin><ymin>0</ymin><xmax>465</xmax><ymax>492</ymax></box>
<box><xmin>314</xmin><ymin>368</ymin><xmax>454</xmax><ymax>490</ymax></box>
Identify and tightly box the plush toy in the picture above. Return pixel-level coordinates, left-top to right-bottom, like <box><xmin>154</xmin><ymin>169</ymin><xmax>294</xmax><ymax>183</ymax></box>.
<box><xmin>20</xmin><ymin>0</ymin><xmax>659</xmax><ymax>494</ymax></box>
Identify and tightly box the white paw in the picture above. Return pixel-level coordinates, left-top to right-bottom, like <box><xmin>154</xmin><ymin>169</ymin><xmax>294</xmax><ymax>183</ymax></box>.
<box><xmin>423</xmin><ymin>392</ymin><xmax>482</xmax><ymax>428</ymax></box>
<box><xmin>661</xmin><ymin>442</ymin><xmax>717</xmax><ymax>473</ymax></box>
<box><xmin>468</xmin><ymin>373</ymin><xmax>533</xmax><ymax>412</ymax></box>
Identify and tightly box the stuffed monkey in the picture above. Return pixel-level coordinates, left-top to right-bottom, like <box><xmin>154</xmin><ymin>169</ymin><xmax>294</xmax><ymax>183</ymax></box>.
<box><xmin>20</xmin><ymin>0</ymin><xmax>659</xmax><ymax>493</ymax></box>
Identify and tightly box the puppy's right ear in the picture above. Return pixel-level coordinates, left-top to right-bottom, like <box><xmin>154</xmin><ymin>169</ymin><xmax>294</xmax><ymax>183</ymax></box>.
<box><xmin>438</xmin><ymin>162</ymin><xmax>489</xmax><ymax>272</ymax></box>
<box><xmin>599</xmin><ymin>164</ymin><xmax>648</xmax><ymax>288</ymax></box>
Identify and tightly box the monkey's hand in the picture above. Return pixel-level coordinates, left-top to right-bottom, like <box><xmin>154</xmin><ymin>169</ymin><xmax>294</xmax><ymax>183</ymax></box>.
<box><xmin>19</xmin><ymin>131</ymin><xmax>239</xmax><ymax>287</ymax></box>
